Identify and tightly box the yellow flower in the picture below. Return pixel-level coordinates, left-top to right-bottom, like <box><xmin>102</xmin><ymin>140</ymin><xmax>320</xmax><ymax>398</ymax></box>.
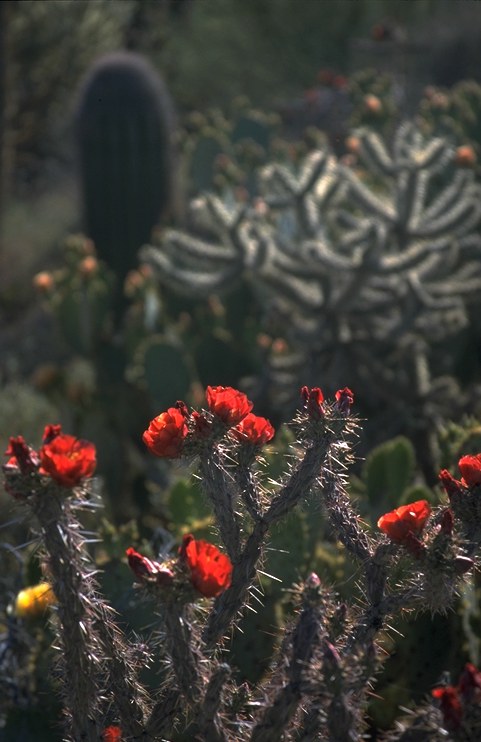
<box><xmin>15</xmin><ymin>582</ymin><xmax>56</xmax><ymax>618</ymax></box>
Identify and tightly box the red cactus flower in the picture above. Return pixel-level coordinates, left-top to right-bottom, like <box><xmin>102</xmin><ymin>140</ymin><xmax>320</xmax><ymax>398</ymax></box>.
<box><xmin>458</xmin><ymin>454</ymin><xmax>481</xmax><ymax>488</ymax></box>
<box><xmin>432</xmin><ymin>686</ymin><xmax>462</xmax><ymax>730</ymax></box>
<box><xmin>233</xmin><ymin>413</ymin><xmax>275</xmax><ymax>446</ymax></box>
<box><xmin>102</xmin><ymin>726</ymin><xmax>122</xmax><ymax>742</ymax></box>
<box><xmin>301</xmin><ymin>386</ymin><xmax>325</xmax><ymax>418</ymax></box>
<box><xmin>39</xmin><ymin>434</ymin><xmax>96</xmax><ymax>487</ymax></box>
<box><xmin>126</xmin><ymin>547</ymin><xmax>174</xmax><ymax>586</ymax></box>
<box><xmin>377</xmin><ymin>500</ymin><xmax>431</xmax><ymax>543</ymax></box>
<box><xmin>179</xmin><ymin>534</ymin><xmax>233</xmax><ymax>598</ymax></box>
<box><xmin>143</xmin><ymin>407</ymin><xmax>188</xmax><ymax>458</ymax></box>
<box><xmin>206</xmin><ymin>385</ymin><xmax>253</xmax><ymax>426</ymax></box>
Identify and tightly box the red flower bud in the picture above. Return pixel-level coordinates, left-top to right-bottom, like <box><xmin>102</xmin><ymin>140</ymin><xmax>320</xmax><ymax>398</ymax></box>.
<box><xmin>301</xmin><ymin>386</ymin><xmax>325</xmax><ymax>418</ymax></box>
<box><xmin>455</xmin><ymin>145</ymin><xmax>476</xmax><ymax>168</ymax></box>
<box><xmin>126</xmin><ymin>547</ymin><xmax>174</xmax><ymax>586</ymax></box>
<box><xmin>323</xmin><ymin>641</ymin><xmax>342</xmax><ymax>668</ymax></box>
<box><xmin>305</xmin><ymin>572</ymin><xmax>321</xmax><ymax>589</ymax></box>
<box><xmin>458</xmin><ymin>662</ymin><xmax>481</xmax><ymax>701</ymax></box>
<box><xmin>179</xmin><ymin>534</ymin><xmax>233</xmax><ymax>598</ymax></box>
<box><xmin>335</xmin><ymin>387</ymin><xmax>354</xmax><ymax>414</ymax></box>
<box><xmin>439</xmin><ymin>469</ymin><xmax>464</xmax><ymax>499</ymax></box>
<box><xmin>102</xmin><ymin>726</ymin><xmax>122</xmax><ymax>742</ymax></box>
<box><xmin>4</xmin><ymin>436</ymin><xmax>40</xmax><ymax>474</ymax></box>
<box><xmin>458</xmin><ymin>454</ymin><xmax>481</xmax><ymax>488</ymax></box>
<box><xmin>143</xmin><ymin>407</ymin><xmax>188</xmax><ymax>458</ymax></box>
<box><xmin>377</xmin><ymin>500</ymin><xmax>431</xmax><ymax>545</ymax></box>
<box><xmin>432</xmin><ymin>686</ymin><xmax>462</xmax><ymax>730</ymax></box>
<box><xmin>206</xmin><ymin>386</ymin><xmax>253</xmax><ymax>426</ymax></box>
<box><xmin>39</xmin><ymin>434</ymin><xmax>96</xmax><ymax>487</ymax></box>
<box><xmin>232</xmin><ymin>413</ymin><xmax>275</xmax><ymax>446</ymax></box>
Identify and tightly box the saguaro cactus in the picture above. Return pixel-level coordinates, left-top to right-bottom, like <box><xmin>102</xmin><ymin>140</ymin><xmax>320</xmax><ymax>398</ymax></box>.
<box><xmin>75</xmin><ymin>51</ymin><xmax>174</xmax><ymax>316</ymax></box>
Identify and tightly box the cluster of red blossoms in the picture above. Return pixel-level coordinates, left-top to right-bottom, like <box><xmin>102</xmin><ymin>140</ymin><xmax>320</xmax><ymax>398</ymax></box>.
<box><xmin>377</xmin><ymin>500</ymin><xmax>431</xmax><ymax>556</ymax></box>
<box><xmin>3</xmin><ymin>424</ymin><xmax>96</xmax><ymax>491</ymax></box>
<box><xmin>300</xmin><ymin>385</ymin><xmax>354</xmax><ymax>419</ymax></box>
<box><xmin>126</xmin><ymin>534</ymin><xmax>232</xmax><ymax>599</ymax></box>
<box><xmin>439</xmin><ymin>453</ymin><xmax>481</xmax><ymax>495</ymax></box>
<box><xmin>432</xmin><ymin>663</ymin><xmax>481</xmax><ymax>731</ymax></box>
<box><xmin>377</xmin><ymin>452</ymin><xmax>481</xmax><ymax>555</ymax></box>
<box><xmin>142</xmin><ymin>385</ymin><xmax>275</xmax><ymax>459</ymax></box>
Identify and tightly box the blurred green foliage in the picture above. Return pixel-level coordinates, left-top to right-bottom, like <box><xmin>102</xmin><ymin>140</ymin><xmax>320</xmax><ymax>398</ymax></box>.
<box><xmin>351</xmin><ymin>436</ymin><xmax>435</xmax><ymax>526</ymax></box>
<box><xmin>2</xmin><ymin>0</ymin><xmax>471</xmax><ymax>196</ymax></box>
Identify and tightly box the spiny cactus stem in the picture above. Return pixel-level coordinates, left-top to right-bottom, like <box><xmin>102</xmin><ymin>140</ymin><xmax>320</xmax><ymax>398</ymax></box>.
<box><xmin>204</xmin><ymin>438</ymin><xmax>336</xmax><ymax>647</ymax></box>
<box><xmin>327</xmin><ymin>695</ymin><xmax>358</xmax><ymax>742</ymax></box>
<box><xmin>249</xmin><ymin>684</ymin><xmax>301</xmax><ymax>742</ymax></box>
<box><xmin>345</xmin><ymin>576</ymin><xmax>390</xmax><ymax>652</ymax></box>
<box><xmin>203</xmin><ymin>518</ymin><xmax>268</xmax><ymax>647</ymax></box>
<box><xmin>94</xmin><ymin>604</ymin><xmax>150</xmax><ymax>740</ymax></box>
<box><xmin>364</xmin><ymin>542</ymin><xmax>394</xmax><ymax>605</ymax></box>
<box><xmin>197</xmin><ymin>663</ymin><xmax>231</xmax><ymax>742</ymax></box>
<box><xmin>163</xmin><ymin>604</ymin><xmax>203</xmax><ymax>707</ymax></box>
<box><xmin>346</xmin><ymin>553</ymin><xmax>421</xmax><ymax>654</ymax></box>
<box><xmin>250</xmin><ymin>592</ymin><xmax>322</xmax><ymax>741</ymax></box>
<box><xmin>297</xmin><ymin>708</ymin><xmax>324</xmax><ymax>741</ymax></box>
<box><xmin>145</xmin><ymin>688</ymin><xmax>180</xmax><ymax>739</ymax></box>
<box><xmin>320</xmin><ymin>466</ymin><xmax>373</xmax><ymax>562</ymax></box>
<box><xmin>265</xmin><ymin>442</ymin><xmax>330</xmax><ymax>526</ymax></box>
<box><xmin>381</xmin><ymin>704</ymin><xmax>444</xmax><ymax>741</ymax></box>
<box><xmin>199</xmin><ymin>447</ymin><xmax>242</xmax><ymax>561</ymax></box>
<box><xmin>31</xmin><ymin>492</ymin><xmax>102</xmax><ymax>741</ymax></box>
<box><xmin>235</xmin><ymin>462</ymin><xmax>263</xmax><ymax>521</ymax></box>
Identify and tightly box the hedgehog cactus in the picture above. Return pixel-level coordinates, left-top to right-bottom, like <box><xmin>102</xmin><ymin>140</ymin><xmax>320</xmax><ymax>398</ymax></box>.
<box><xmin>6</xmin><ymin>388</ymin><xmax>481</xmax><ymax>740</ymax></box>
<box><xmin>75</xmin><ymin>52</ymin><xmax>175</xmax><ymax>317</ymax></box>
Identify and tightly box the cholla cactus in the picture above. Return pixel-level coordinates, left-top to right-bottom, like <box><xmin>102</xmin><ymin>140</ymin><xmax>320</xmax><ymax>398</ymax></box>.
<box><xmin>4</xmin><ymin>384</ymin><xmax>481</xmax><ymax>740</ymax></box>
<box><xmin>142</xmin><ymin>123</ymin><xmax>481</xmax><ymax>477</ymax></box>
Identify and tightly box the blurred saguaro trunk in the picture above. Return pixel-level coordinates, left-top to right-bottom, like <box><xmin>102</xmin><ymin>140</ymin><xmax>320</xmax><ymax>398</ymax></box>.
<box><xmin>74</xmin><ymin>52</ymin><xmax>176</xmax><ymax>321</ymax></box>
<box><xmin>0</xmin><ymin>1</ymin><xmax>17</xmax><ymax>257</ymax></box>
<box><xmin>0</xmin><ymin>2</ymin><xmax>9</xmax><ymax>248</ymax></box>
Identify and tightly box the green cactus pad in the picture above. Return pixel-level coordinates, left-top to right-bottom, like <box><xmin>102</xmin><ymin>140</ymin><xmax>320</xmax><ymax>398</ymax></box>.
<box><xmin>130</xmin><ymin>335</ymin><xmax>193</xmax><ymax>412</ymax></box>
<box><xmin>231</xmin><ymin>113</ymin><xmax>271</xmax><ymax>152</ymax></box>
<box><xmin>189</xmin><ymin>134</ymin><xmax>225</xmax><ymax>193</ymax></box>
